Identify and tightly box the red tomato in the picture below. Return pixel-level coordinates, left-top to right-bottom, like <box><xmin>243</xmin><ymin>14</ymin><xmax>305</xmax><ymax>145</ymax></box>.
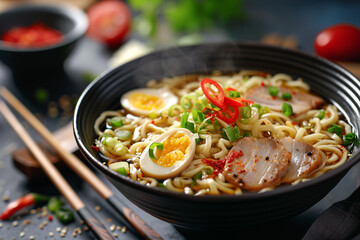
<box><xmin>87</xmin><ymin>0</ymin><xmax>131</xmax><ymax>48</ymax></box>
<box><xmin>314</xmin><ymin>24</ymin><xmax>360</xmax><ymax>61</ymax></box>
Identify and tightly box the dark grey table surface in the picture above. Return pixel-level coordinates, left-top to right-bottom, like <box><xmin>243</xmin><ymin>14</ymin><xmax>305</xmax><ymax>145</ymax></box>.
<box><xmin>1</xmin><ymin>1</ymin><xmax>360</xmax><ymax>239</ymax></box>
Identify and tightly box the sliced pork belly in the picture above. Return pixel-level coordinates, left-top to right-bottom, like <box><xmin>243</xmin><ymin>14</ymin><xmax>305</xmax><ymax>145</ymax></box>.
<box><xmin>279</xmin><ymin>137</ymin><xmax>325</xmax><ymax>183</ymax></box>
<box><xmin>223</xmin><ymin>137</ymin><xmax>291</xmax><ymax>191</ymax></box>
<box><xmin>244</xmin><ymin>85</ymin><xmax>323</xmax><ymax>115</ymax></box>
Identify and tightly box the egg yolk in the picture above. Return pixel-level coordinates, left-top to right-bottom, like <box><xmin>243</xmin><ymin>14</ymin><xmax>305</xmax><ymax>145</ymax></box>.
<box><xmin>128</xmin><ymin>92</ymin><xmax>165</xmax><ymax>111</ymax></box>
<box><xmin>153</xmin><ymin>132</ymin><xmax>190</xmax><ymax>167</ymax></box>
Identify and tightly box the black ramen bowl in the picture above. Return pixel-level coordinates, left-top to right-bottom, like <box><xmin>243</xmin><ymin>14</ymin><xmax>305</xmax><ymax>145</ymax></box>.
<box><xmin>74</xmin><ymin>42</ymin><xmax>360</xmax><ymax>231</ymax></box>
<box><xmin>0</xmin><ymin>3</ymin><xmax>88</xmax><ymax>86</ymax></box>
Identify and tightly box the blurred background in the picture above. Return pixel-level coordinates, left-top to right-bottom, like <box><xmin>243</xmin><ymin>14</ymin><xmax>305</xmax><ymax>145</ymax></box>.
<box><xmin>0</xmin><ymin>0</ymin><xmax>359</xmax><ymax>239</ymax></box>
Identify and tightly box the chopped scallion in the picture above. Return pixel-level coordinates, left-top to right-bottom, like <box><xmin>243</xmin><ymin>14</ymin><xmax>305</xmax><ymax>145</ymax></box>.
<box><xmin>180</xmin><ymin>112</ymin><xmax>190</xmax><ymax>128</ymax></box>
<box><xmin>268</xmin><ymin>86</ymin><xmax>279</xmax><ymax>97</ymax></box>
<box><xmin>149</xmin><ymin>142</ymin><xmax>164</xmax><ymax>160</ymax></box>
<box><xmin>281</xmin><ymin>92</ymin><xmax>292</xmax><ymax>100</ymax></box>
<box><xmin>234</xmin><ymin>126</ymin><xmax>242</xmax><ymax>140</ymax></box>
<box><xmin>282</xmin><ymin>102</ymin><xmax>293</xmax><ymax>117</ymax></box>
<box><xmin>185</xmin><ymin>121</ymin><xmax>196</xmax><ymax>133</ymax></box>
<box><xmin>117</xmin><ymin>167</ymin><xmax>128</xmax><ymax>176</ymax></box>
<box><xmin>191</xmin><ymin>171</ymin><xmax>203</xmax><ymax>186</ymax></box>
<box><xmin>343</xmin><ymin>133</ymin><xmax>356</xmax><ymax>145</ymax></box>
<box><xmin>222</xmin><ymin>126</ymin><xmax>236</xmax><ymax>142</ymax></box>
<box><xmin>318</xmin><ymin>109</ymin><xmax>325</xmax><ymax>119</ymax></box>
<box><xmin>116</xmin><ymin>130</ymin><xmax>132</xmax><ymax>141</ymax></box>
<box><xmin>168</xmin><ymin>104</ymin><xmax>184</xmax><ymax>117</ymax></box>
<box><xmin>242</xmin><ymin>106</ymin><xmax>251</xmax><ymax>118</ymax></box>
<box><xmin>244</xmin><ymin>130</ymin><xmax>252</xmax><ymax>137</ymax></box>
<box><xmin>149</xmin><ymin>112</ymin><xmax>158</xmax><ymax>119</ymax></box>
<box><xmin>229</xmin><ymin>91</ymin><xmax>240</xmax><ymax>98</ymax></box>
<box><xmin>203</xmin><ymin>166</ymin><xmax>214</xmax><ymax>174</ymax></box>
<box><xmin>110</xmin><ymin>117</ymin><xmax>123</xmax><ymax>128</ymax></box>
<box><xmin>327</xmin><ymin>124</ymin><xmax>343</xmax><ymax>137</ymax></box>
<box><xmin>192</xmin><ymin>109</ymin><xmax>205</xmax><ymax>124</ymax></box>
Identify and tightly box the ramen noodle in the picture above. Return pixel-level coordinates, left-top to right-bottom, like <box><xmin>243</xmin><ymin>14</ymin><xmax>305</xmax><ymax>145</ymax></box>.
<box><xmin>93</xmin><ymin>70</ymin><xmax>356</xmax><ymax>195</ymax></box>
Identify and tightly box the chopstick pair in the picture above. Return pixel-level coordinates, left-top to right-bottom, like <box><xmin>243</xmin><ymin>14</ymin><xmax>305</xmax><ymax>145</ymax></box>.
<box><xmin>0</xmin><ymin>87</ymin><xmax>163</xmax><ymax>240</ymax></box>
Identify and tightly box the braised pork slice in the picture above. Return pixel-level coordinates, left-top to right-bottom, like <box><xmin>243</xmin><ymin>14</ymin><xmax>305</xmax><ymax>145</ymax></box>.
<box><xmin>244</xmin><ymin>85</ymin><xmax>323</xmax><ymax>115</ymax></box>
<box><xmin>279</xmin><ymin>137</ymin><xmax>325</xmax><ymax>183</ymax></box>
<box><xmin>223</xmin><ymin>137</ymin><xmax>291</xmax><ymax>191</ymax></box>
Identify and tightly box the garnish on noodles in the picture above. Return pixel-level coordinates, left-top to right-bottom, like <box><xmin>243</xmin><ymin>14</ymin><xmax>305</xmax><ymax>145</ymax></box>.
<box><xmin>93</xmin><ymin>71</ymin><xmax>357</xmax><ymax>195</ymax></box>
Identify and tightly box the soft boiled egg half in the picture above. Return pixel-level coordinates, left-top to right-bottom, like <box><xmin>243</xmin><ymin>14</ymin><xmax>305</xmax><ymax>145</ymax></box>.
<box><xmin>120</xmin><ymin>88</ymin><xmax>178</xmax><ymax>117</ymax></box>
<box><xmin>140</xmin><ymin>128</ymin><xmax>196</xmax><ymax>179</ymax></box>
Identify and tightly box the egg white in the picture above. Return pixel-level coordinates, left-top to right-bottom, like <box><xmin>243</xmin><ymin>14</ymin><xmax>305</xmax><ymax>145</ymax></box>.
<box><xmin>120</xmin><ymin>88</ymin><xmax>178</xmax><ymax>117</ymax></box>
<box><xmin>140</xmin><ymin>128</ymin><xmax>196</xmax><ymax>179</ymax></box>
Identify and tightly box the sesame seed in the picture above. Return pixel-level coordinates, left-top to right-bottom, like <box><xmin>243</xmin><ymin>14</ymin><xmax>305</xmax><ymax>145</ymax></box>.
<box><xmin>106</xmin><ymin>218</ymin><xmax>112</xmax><ymax>223</ymax></box>
<box><xmin>20</xmin><ymin>232</ymin><xmax>25</xmax><ymax>237</ymax></box>
<box><xmin>110</xmin><ymin>224</ymin><xmax>116</xmax><ymax>232</ymax></box>
<box><xmin>95</xmin><ymin>206</ymin><xmax>101</xmax><ymax>211</ymax></box>
<box><xmin>12</xmin><ymin>221</ymin><xmax>19</xmax><ymax>226</ymax></box>
<box><xmin>29</xmin><ymin>236</ymin><xmax>35</xmax><ymax>240</ymax></box>
<box><xmin>83</xmin><ymin>226</ymin><xmax>89</xmax><ymax>232</ymax></box>
<box><xmin>80</xmin><ymin>220</ymin><xmax>84</xmax><ymax>224</ymax></box>
<box><xmin>30</xmin><ymin>209</ymin><xmax>37</xmax><ymax>215</ymax></box>
<box><xmin>39</xmin><ymin>224</ymin><xmax>44</xmax><ymax>230</ymax></box>
<box><xmin>113</xmin><ymin>233</ymin><xmax>118</xmax><ymax>238</ymax></box>
<box><xmin>72</xmin><ymin>232</ymin><xmax>77</xmax><ymax>237</ymax></box>
<box><xmin>60</xmin><ymin>233</ymin><xmax>65</xmax><ymax>238</ymax></box>
<box><xmin>0</xmin><ymin>223</ymin><xmax>2</xmax><ymax>228</ymax></box>
<box><xmin>56</xmin><ymin>227</ymin><xmax>61</xmax><ymax>232</ymax></box>
<box><xmin>22</xmin><ymin>219</ymin><xmax>31</xmax><ymax>225</ymax></box>
<box><xmin>121</xmin><ymin>226</ymin><xmax>127</xmax><ymax>233</ymax></box>
<box><xmin>3</xmin><ymin>194</ymin><xmax>10</xmax><ymax>202</ymax></box>
<box><xmin>42</xmin><ymin>220</ymin><xmax>48</xmax><ymax>226</ymax></box>
<box><xmin>116</xmin><ymin>226</ymin><xmax>121</xmax><ymax>231</ymax></box>
<box><xmin>49</xmin><ymin>232</ymin><xmax>54</xmax><ymax>237</ymax></box>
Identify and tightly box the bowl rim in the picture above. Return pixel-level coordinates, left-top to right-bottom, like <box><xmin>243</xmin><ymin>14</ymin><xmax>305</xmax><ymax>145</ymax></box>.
<box><xmin>0</xmin><ymin>3</ymin><xmax>88</xmax><ymax>52</ymax></box>
<box><xmin>74</xmin><ymin>42</ymin><xmax>360</xmax><ymax>202</ymax></box>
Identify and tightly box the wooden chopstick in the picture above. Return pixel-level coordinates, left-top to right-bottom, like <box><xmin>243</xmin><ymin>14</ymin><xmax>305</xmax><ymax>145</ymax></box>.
<box><xmin>0</xmin><ymin>87</ymin><xmax>163</xmax><ymax>240</ymax></box>
<box><xmin>0</xmin><ymin>101</ymin><xmax>115</xmax><ymax>240</ymax></box>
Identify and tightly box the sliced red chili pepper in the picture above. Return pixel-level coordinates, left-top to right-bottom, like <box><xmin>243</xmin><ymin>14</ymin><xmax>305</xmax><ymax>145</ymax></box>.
<box><xmin>227</xmin><ymin>97</ymin><xmax>254</xmax><ymax>107</ymax></box>
<box><xmin>200</xmin><ymin>79</ymin><xmax>225</xmax><ymax>108</ymax></box>
<box><xmin>225</xmin><ymin>87</ymin><xmax>238</xmax><ymax>92</ymax></box>
<box><xmin>0</xmin><ymin>193</ymin><xmax>49</xmax><ymax>220</ymax></box>
<box><xmin>216</xmin><ymin>99</ymin><xmax>239</xmax><ymax>124</ymax></box>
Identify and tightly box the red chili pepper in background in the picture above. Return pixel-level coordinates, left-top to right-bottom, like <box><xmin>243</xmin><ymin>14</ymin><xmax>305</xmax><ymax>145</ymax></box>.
<box><xmin>0</xmin><ymin>193</ymin><xmax>49</xmax><ymax>220</ymax></box>
<box><xmin>200</xmin><ymin>78</ymin><xmax>225</xmax><ymax>108</ymax></box>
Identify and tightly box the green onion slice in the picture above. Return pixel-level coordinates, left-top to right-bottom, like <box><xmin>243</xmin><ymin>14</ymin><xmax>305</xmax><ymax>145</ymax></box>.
<box><xmin>318</xmin><ymin>109</ymin><xmax>325</xmax><ymax>119</ymax></box>
<box><xmin>149</xmin><ymin>142</ymin><xmax>164</xmax><ymax>160</ymax></box>
<box><xmin>343</xmin><ymin>133</ymin><xmax>356</xmax><ymax>145</ymax></box>
<box><xmin>268</xmin><ymin>86</ymin><xmax>279</xmax><ymax>97</ymax></box>
<box><xmin>168</xmin><ymin>104</ymin><xmax>184</xmax><ymax>117</ymax></box>
<box><xmin>117</xmin><ymin>167</ymin><xmax>128</xmax><ymax>176</ymax></box>
<box><xmin>185</xmin><ymin>121</ymin><xmax>196</xmax><ymax>133</ymax></box>
<box><xmin>116</xmin><ymin>130</ymin><xmax>132</xmax><ymax>141</ymax></box>
<box><xmin>327</xmin><ymin>124</ymin><xmax>343</xmax><ymax>137</ymax></box>
<box><xmin>229</xmin><ymin>91</ymin><xmax>240</xmax><ymax>98</ymax></box>
<box><xmin>282</xmin><ymin>102</ymin><xmax>293</xmax><ymax>117</ymax></box>
<box><xmin>242</xmin><ymin>106</ymin><xmax>251</xmax><ymax>118</ymax></box>
<box><xmin>110</xmin><ymin>117</ymin><xmax>123</xmax><ymax>128</ymax></box>
<box><xmin>192</xmin><ymin>109</ymin><xmax>205</xmax><ymax>124</ymax></box>
<box><xmin>203</xmin><ymin>166</ymin><xmax>214</xmax><ymax>174</ymax></box>
<box><xmin>281</xmin><ymin>92</ymin><xmax>292</xmax><ymax>100</ymax></box>
<box><xmin>222</xmin><ymin>126</ymin><xmax>236</xmax><ymax>142</ymax></box>
<box><xmin>180</xmin><ymin>112</ymin><xmax>190</xmax><ymax>128</ymax></box>
<box><xmin>234</xmin><ymin>126</ymin><xmax>242</xmax><ymax>140</ymax></box>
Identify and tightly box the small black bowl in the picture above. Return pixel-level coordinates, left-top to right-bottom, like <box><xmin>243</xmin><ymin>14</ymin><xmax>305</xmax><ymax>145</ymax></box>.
<box><xmin>0</xmin><ymin>3</ymin><xmax>88</xmax><ymax>86</ymax></box>
<box><xmin>74</xmin><ymin>42</ymin><xmax>360</xmax><ymax>230</ymax></box>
